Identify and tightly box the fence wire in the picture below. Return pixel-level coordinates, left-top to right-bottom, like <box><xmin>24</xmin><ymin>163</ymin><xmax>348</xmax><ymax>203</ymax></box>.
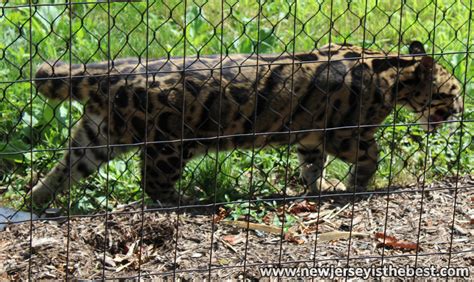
<box><xmin>0</xmin><ymin>0</ymin><xmax>473</xmax><ymax>279</ymax></box>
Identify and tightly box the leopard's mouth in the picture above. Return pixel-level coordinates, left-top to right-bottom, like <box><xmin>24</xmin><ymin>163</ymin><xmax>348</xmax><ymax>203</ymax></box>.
<box><xmin>419</xmin><ymin>112</ymin><xmax>445</xmax><ymax>132</ymax></box>
<box><xmin>426</xmin><ymin>113</ymin><xmax>444</xmax><ymax>131</ymax></box>
<box><xmin>429</xmin><ymin>112</ymin><xmax>445</xmax><ymax>122</ymax></box>
<box><xmin>421</xmin><ymin>108</ymin><xmax>459</xmax><ymax>132</ymax></box>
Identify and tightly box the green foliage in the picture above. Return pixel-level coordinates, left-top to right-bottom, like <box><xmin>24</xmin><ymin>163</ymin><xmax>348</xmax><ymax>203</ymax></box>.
<box><xmin>0</xmin><ymin>1</ymin><xmax>472</xmax><ymax>213</ymax></box>
<box><xmin>225</xmin><ymin>200</ymin><xmax>298</xmax><ymax>232</ymax></box>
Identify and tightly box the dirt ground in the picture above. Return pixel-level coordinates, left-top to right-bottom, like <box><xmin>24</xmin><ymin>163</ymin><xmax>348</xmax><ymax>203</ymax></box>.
<box><xmin>1</xmin><ymin>176</ymin><xmax>473</xmax><ymax>279</ymax></box>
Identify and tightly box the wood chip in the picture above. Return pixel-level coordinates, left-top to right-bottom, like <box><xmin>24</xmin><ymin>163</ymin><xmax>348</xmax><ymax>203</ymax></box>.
<box><xmin>221</xmin><ymin>220</ymin><xmax>282</xmax><ymax>234</ymax></box>
<box><xmin>31</xmin><ymin>237</ymin><xmax>59</xmax><ymax>249</ymax></box>
<box><xmin>317</xmin><ymin>231</ymin><xmax>369</xmax><ymax>242</ymax></box>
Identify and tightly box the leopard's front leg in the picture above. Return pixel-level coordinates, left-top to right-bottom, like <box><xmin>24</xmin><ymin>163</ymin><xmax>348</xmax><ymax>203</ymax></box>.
<box><xmin>297</xmin><ymin>145</ymin><xmax>328</xmax><ymax>193</ymax></box>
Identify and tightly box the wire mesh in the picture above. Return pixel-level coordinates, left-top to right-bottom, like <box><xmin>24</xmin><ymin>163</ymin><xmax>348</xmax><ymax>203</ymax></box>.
<box><xmin>0</xmin><ymin>0</ymin><xmax>472</xmax><ymax>279</ymax></box>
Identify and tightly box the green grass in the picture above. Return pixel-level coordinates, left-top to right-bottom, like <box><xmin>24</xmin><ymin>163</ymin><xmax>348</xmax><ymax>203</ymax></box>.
<box><xmin>0</xmin><ymin>0</ymin><xmax>472</xmax><ymax>213</ymax></box>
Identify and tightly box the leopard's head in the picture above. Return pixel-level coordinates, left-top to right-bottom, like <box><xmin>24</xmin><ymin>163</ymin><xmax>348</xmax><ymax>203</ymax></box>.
<box><xmin>400</xmin><ymin>41</ymin><xmax>463</xmax><ymax>132</ymax></box>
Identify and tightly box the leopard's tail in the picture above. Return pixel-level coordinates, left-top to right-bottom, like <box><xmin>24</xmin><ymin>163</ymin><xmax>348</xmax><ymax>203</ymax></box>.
<box><xmin>35</xmin><ymin>61</ymin><xmax>108</xmax><ymax>102</ymax></box>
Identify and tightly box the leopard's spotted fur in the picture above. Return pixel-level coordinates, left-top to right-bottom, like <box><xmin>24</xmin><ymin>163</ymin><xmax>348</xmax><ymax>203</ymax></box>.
<box><xmin>31</xmin><ymin>41</ymin><xmax>463</xmax><ymax>206</ymax></box>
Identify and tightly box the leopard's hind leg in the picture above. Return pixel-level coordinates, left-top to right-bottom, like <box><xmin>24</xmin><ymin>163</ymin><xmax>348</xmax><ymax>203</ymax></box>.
<box><xmin>141</xmin><ymin>142</ymin><xmax>195</xmax><ymax>206</ymax></box>
<box><xmin>329</xmin><ymin>134</ymin><xmax>379</xmax><ymax>192</ymax></box>
<box><xmin>31</xmin><ymin>113</ymin><xmax>122</xmax><ymax>207</ymax></box>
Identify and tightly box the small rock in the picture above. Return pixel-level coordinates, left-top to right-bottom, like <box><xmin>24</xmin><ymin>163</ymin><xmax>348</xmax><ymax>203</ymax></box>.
<box><xmin>31</xmin><ymin>237</ymin><xmax>59</xmax><ymax>249</ymax></box>
<box><xmin>44</xmin><ymin>208</ymin><xmax>62</xmax><ymax>218</ymax></box>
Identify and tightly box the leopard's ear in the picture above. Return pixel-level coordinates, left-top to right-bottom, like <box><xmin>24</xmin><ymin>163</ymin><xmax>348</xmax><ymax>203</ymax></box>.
<box><xmin>420</xmin><ymin>56</ymin><xmax>434</xmax><ymax>70</ymax></box>
<box><xmin>417</xmin><ymin>55</ymin><xmax>436</xmax><ymax>80</ymax></box>
<box><xmin>409</xmin><ymin>41</ymin><xmax>426</xmax><ymax>55</ymax></box>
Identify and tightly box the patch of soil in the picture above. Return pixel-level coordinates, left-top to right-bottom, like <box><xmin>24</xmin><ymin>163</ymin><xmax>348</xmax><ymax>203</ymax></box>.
<box><xmin>1</xmin><ymin>176</ymin><xmax>473</xmax><ymax>279</ymax></box>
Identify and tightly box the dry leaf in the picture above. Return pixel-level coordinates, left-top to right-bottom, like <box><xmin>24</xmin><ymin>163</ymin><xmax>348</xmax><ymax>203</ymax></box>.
<box><xmin>284</xmin><ymin>232</ymin><xmax>305</xmax><ymax>244</ymax></box>
<box><xmin>302</xmin><ymin>224</ymin><xmax>319</xmax><ymax>235</ymax></box>
<box><xmin>374</xmin><ymin>232</ymin><xmax>397</xmax><ymax>244</ymax></box>
<box><xmin>213</xmin><ymin>207</ymin><xmax>228</xmax><ymax>223</ymax></box>
<box><xmin>289</xmin><ymin>200</ymin><xmax>317</xmax><ymax>214</ymax></box>
<box><xmin>221</xmin><ymin>234</ymin><xmax>244</xmax><ymax>246</ymax></box>
<box><xmin>217</xmin><ymin>258</ymin><xmax>230</xmax><ymax>265</ymax></box>
<box><xmin>262</xmin><ymin>212</ymin><xmax>274</xmax><ymax>225</ymax></box>
<box><xmin>375</xmin><ymin>232</ymin><xmax>420</xmax><ymax>251</ymax></box>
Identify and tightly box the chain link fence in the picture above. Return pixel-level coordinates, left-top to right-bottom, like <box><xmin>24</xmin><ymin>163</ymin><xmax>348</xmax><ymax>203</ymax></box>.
<box><xmin>0</xmin><ymin>0</ymin><xmax>472</xmax><ymax>279</ymax></box>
